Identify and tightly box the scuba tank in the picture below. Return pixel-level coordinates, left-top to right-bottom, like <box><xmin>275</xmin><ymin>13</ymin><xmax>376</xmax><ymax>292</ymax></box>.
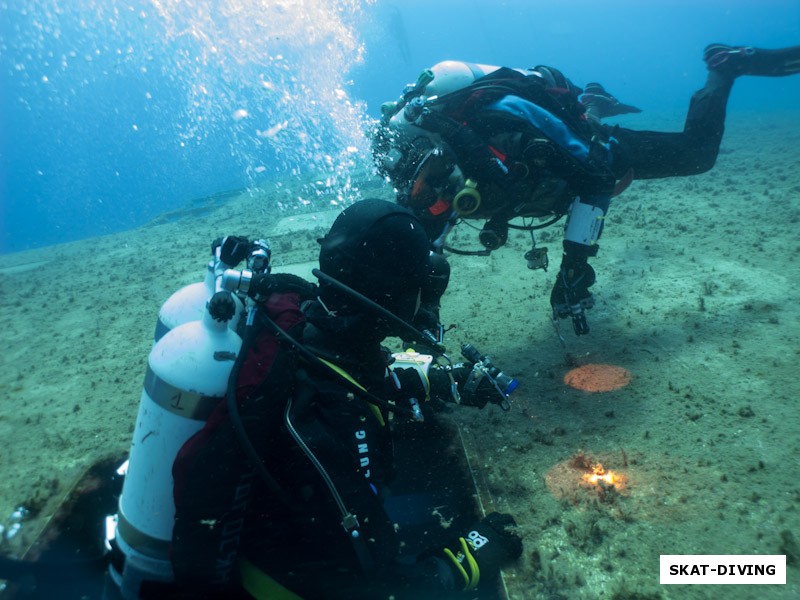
<box><xmin>381</xmin><ymin>61</ymin><xmax>507</xmax><ymax>124</ymax></box>
<box><xmin>153</xmin><ymin>258</ymin><xmax>217</xmax><ymax>342</ymax></box>
<box><xmin>421</xmin><ymin>60</ymin><xmax>504</xmax><ymax>98</ymax></box>
<box><xmin>107</xmin><ymin>306</ymin><xmax>242</xmax><ymax>599</ymax></box>
<box><xmin>152</xmin><ymin>239</ymin><xmax>267</xmax><ymax>342</ymax></box>
<box><xmin>381</xmin><ymin>61</ymin><xmax>506</xmax><ymax>154</ymax></box>
<box><xmin>383</xmin><ymin>60</ymin><xmax>525</xmax><ymax>134</ymax></box>
<box><xmin>105</xmin><ymin>238</ymin><xmax>271</xmax><ymax>599</ymax></box>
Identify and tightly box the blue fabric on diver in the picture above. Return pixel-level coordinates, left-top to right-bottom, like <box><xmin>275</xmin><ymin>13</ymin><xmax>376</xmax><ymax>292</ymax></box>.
<box><xmin>487</xmin><ymin>95</ymin><xmax>590</xmax><ymax>163</ymax></box>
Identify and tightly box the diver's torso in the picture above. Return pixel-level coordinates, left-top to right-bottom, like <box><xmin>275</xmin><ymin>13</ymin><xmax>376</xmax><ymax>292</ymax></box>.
<box><xmin>463</xmin><ymin>130</ymin><xmax>580</xmax><ymax>219</ymax></box>
<box><xmin>241</xmin><ymin>366</ymin><xmax>397</xmax><ymax>575</ymax></box>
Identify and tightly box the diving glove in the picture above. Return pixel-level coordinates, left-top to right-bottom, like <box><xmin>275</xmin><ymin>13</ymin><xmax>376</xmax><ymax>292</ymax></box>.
<box><xmin>550</xmin><ymin>260</ymin><xmax>596</xmax><ymax>335</ymax></box>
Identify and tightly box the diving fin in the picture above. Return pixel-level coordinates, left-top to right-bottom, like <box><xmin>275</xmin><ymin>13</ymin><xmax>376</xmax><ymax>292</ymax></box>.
<box><xmin>580</xmin><ymin>82</ymin><xmax>642</xmax><ymax>121</ymax></box>
<box><xmin>704</xmin><ymin>44</ymin><xmax>800</xmax><ymax>77</ymax></box>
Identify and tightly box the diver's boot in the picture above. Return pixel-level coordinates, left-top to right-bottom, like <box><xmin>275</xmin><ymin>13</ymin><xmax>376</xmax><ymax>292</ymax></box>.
<box><xmin>580</xmin><ymin>82</ymin><xmax>642</xmax><ymax>122</ymax></box>
<box><xmin>704</xmin><ymin>44</ymin><xmax>800</xmax><ymax>77</ymax></box>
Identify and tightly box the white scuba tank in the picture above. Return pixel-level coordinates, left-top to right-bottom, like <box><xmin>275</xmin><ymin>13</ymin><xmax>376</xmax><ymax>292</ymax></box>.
<box><xmin>387</xmin><ymin>61</ymin><xmax>502</xmax><ymax>128</ymax></box>
<box><xmin>384</xmin><ymin>61</ymin><xmax>524</xmax><ymax>174</ymax></box>
<box><xmin>386</xmin><ymin>59</ymin><xmax>537</xmax><ymax>131</ymax></box>
<box><xmin>422</xmin><ymin>61</ymin><xmax>505</xmax><ymax>98</ymax></box>
<box><xmin>109</xmin><ymin>307</ymin><xmax>242</xmax><ymax>598</ymax></box>
<box><xmin>154</xmin><ymin>257</ymin><xmax>244</xmax><ymax>343</ymax></box>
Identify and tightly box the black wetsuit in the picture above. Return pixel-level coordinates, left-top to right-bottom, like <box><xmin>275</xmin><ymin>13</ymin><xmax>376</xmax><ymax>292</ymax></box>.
<box><xmin>604</xmin><ymin>43</ymin><xmax>800</xmax><ymax>179</ymax></box>
<box><xmin>600</xmin><ymin>70</ymin><xmax>733</xmax><ymax>180</ymax></box>
<box><xmin>235</xmin><ymin>319</ymin><xmax>463</xmax><ymax>600</ymax></box>
<box><xmin>390</xmin><ymin>66</ymin><xmax>740</xmax><ymax>229</ymax></box>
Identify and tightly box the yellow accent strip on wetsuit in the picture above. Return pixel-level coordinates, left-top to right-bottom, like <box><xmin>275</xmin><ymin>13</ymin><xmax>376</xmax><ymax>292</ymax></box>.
<box><xmin>239</xmin><ymin>558</ymin><xmax>304</xmax><ymax>600</ymax></box>
<box><xmin>318</xmin><ymin>358</ymin><xmax>385</xmax><ymax>427</ymax></box>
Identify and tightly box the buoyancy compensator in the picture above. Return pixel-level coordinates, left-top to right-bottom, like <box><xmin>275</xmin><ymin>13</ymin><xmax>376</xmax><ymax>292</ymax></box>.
<box><xmin>372</xmin><ymin>60</ymin><xmax>610</xmax><ymax>252</ymax></box>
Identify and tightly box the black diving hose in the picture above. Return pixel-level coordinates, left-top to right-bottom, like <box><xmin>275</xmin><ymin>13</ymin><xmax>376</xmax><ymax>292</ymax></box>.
<box><xmin>225</xmin><ymin>307</ymin><xmax>292</xmax><ymax>507</ymax></box>
<box><xmin>256</xmin><ymin>305</ymin><xmax>416</xmax><ymax>419</ymax></box>
<box><xmin>312</xmin><ymin>268</ymin><xmax>446</xmax><ymax>355</ymax></box>
<box><xmin>225</xmin><ymin>289</ymin><xmax>423</xmax><ymax>508</ymax></box>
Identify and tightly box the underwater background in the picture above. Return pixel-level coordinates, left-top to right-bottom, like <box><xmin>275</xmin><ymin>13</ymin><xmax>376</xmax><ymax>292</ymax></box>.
<box><xmin>1</xmin><ymin>1</ymin><xmax>800</xmax><ymax>599</ymax></box>
<box><xmin>2</xmin><ymin>0</ymin><xmax>799</xmax><ymax>253</ymax></box>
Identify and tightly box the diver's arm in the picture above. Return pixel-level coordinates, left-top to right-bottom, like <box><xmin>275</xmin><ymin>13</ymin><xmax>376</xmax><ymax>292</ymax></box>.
<box><xmin>391</xmin><ymin>357</ymin><xmax>510</xmax><ymax>412</ymax></box>
<box><xmin>550</xmin><ymin>191</ymin><xmax>610</xmax><ymax>335</ymax></box>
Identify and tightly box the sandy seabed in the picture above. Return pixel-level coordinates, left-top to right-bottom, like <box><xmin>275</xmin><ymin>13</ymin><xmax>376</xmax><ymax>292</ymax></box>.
<box><xmin>1</xmin><ymin>109</ymin><xmax>799</xmax><ymax>599</ymax></box>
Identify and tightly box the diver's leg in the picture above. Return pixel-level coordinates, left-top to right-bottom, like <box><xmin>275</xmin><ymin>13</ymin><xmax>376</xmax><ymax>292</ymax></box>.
<box><xmin>676</xmin><ymin>68</ymin><xmax>734</xmax><ymax>174</ymax></box>
<box><xmin>597</xmin><ymin>69</ymin><xmax>733</xmax><ymax>180</ymax></box>
<box><xmin>601</xmin><ymin>73</ymin><xmax>730</xmax><ymax>182</ymax></box>
<box><xmin>681</xmin><ymin>44</ymin><xmax>800</xmax><ymax>165</ymax></box>
<box><xmin>607</xmin><ymin>44</ymin><xmax>800</xmax><ymax>181</ymax></box>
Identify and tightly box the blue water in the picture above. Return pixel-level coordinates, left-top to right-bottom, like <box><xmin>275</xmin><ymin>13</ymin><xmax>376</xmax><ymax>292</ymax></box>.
<box><xmin>1</xmin><ymin>0</ymin><xmax>798</xmax><ymax>254</ymax></box>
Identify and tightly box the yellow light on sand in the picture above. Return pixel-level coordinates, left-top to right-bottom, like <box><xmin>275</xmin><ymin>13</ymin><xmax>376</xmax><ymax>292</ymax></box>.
<box><xmin>583</xmin><ymin>465</ymin><xmax>618</xmax><ymax>486</ymax></box>
<box><xmin>546</xmin><ymin>451</ymin><xmax>630</xmax><ymax>506</ymax></box>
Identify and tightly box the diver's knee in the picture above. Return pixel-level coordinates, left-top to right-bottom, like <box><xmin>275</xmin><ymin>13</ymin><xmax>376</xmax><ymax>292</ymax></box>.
<box><xmin>690</xmin><ymin>159</ymin><xmax>716</xmax><ymax>175</ymax></box>
<box><xmin>685</xmin><ymin>149</ymin><xmax>719</xmax><ymax>175</ymax></box>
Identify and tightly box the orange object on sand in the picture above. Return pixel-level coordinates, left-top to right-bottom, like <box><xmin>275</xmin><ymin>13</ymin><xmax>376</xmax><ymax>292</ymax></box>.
<box><xmin>564</xmin><ymin>364</ymin><xmax>632</xmax><ymax>392</ymax></box>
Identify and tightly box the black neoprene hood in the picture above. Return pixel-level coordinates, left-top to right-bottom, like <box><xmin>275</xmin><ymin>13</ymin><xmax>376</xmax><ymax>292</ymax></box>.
<box><xmin>318</xmin><ymin>198</ymin><xmax>431</xmax><ymax>318</ymax></box>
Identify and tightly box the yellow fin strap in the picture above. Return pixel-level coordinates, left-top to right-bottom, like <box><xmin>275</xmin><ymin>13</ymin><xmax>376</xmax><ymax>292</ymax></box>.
<box><xmin>443</xmin><ymin>546</ymin><xmax>470</xmax><ymax>590</ymax></box>
<box><xmin>461</xmin><ymin>537</ymin><xmax>480</xmax><ymax>590</ymax></box>
<box><xmin>443</xmin><ymin>537</ymin><xmax>481</xmax><ymax>591</ymax></box>
<box><xmin>318</xmin><ymin>358</ymin><xmax>385</xmax><ymax>426</ymax></box>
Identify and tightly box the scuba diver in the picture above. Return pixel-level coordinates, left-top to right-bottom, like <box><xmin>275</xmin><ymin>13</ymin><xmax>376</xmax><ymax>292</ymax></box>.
<box><xmin>0</xmin><ymin>201</ymin><xmax>520</xmax><ymax>600</ymax></box>
<box><xmin>164</xmin><ymin>199</ymin><xmax>523</xmax><ymax>599</ymax></box>
<box><xmin>372</xmin><ymin>43</ymin><xmax>800</xmax><ymax>335</ymax></box>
